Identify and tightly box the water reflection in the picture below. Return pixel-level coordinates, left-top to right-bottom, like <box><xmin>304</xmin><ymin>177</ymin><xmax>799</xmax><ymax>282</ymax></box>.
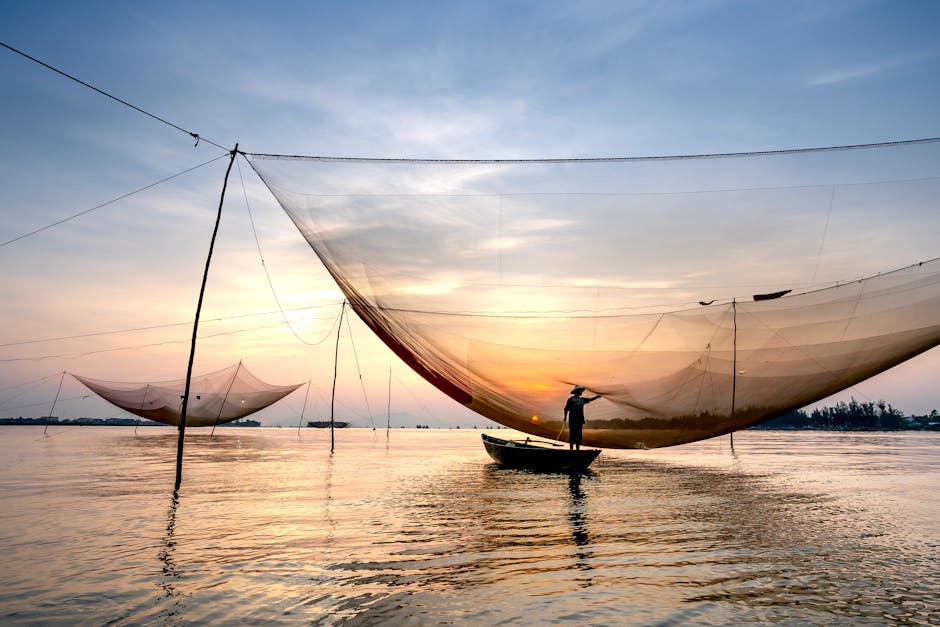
<box><xmin>322</xmin><ymin>451</ymin><xmax>336</xmax><ymax>550</ymax></box>
<box><xmin>328</xmin><ymin>455</ymin><xmax>842</xmax><ymax>624</ymax></box>
<box><xmin>156</xmin><ymin>491</ymin><xmax>188</xmax><ymax>622</ymax></box>
<box><xmin>3</xmin><ymin>429</ymin><xmax>937</xmax><ymax>625</ymax></box>
<box><xmin>566</xmin><ymin>473</ymin><xmax>593</xmax><ymax>583</ymax></box>
<box><xmin>120</xmin><ymin>431</ymin><xmax>892</xmax><ymax>625</ymax></box>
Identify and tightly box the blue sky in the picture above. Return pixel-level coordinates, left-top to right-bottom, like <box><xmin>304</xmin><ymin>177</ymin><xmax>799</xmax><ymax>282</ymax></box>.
<box><xmin>1</xmin><ymin>0</ymin><xmax>938</xmax><ymax>426</ymax></box>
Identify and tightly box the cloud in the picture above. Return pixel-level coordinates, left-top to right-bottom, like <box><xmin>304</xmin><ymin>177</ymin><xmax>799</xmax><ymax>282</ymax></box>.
<box><xmin>807</xmin><ymin>57</ymin><xmax>910</xmax><ymax>87</ymax></box>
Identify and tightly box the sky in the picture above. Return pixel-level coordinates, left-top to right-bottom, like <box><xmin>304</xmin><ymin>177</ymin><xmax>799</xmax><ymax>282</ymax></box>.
<box><xmin>1</xmin><ymin>0</ymin><xmax>939</xmax><ymax>428</ymax></box>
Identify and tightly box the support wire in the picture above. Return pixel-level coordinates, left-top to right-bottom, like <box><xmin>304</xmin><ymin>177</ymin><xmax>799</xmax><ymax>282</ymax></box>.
<box><xmin>0</xmin><ymin>154</ymin><xmax>229</xmax><ymax>249</ymax></box>
<box><xmin>0</xmin><ymin>40</ymin><xmax>228</xmax><ymax>151</ymax></box>
<box><xmin>42</xmin><ymin>371</ymin><xmax>65</xmax><ymax>436</ymax></box>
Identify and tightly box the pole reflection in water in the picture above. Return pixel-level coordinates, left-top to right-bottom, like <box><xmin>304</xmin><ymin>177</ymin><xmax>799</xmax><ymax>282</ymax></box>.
<box><xmin>156</xmin><ymin>490</ymin><xmax>188</xmax><ymax>621</ymax></box>
<box><xmin>566</xmin><ymin>473</ymin><xmax>593</xmax><ymax>583</ymax></box>
<box><xmin>323</xmin><ymin>451</ymin><xmax>336</xmax><ymax>551</ymax></box>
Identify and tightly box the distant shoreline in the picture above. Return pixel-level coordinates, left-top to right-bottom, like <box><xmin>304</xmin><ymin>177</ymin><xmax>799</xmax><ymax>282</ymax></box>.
<box><xmin>2</xmin><ymin>416</ymin><xmax>937</xmax><ymax>432</ymax></box>
<box><xmin>0</xmin><ymin>417</ymin><xmax>261</xmax><ymax>427</ymax></box>
<box><xmin>747</xmin><ymin>425</ymin><xmax>940</xmax><ymax>432</ymax></box>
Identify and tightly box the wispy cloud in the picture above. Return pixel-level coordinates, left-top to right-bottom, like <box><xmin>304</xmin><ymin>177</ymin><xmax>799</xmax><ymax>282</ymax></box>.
<box><xmin>807</xmin><ymin>57</ymin><xmax>911</xmax><ymax>87</ymax></box>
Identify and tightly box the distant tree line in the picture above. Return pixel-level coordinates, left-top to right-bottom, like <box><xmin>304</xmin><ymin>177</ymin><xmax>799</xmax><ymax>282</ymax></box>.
<box><xmin>0</xmin><ymin>417</ymin><xmax>260</xmax><ymax>427</ymax></box>
<box><xmin>750</xmin><ymin>398</ymin><xmax>940</xmax><ymax>431</ymax></box>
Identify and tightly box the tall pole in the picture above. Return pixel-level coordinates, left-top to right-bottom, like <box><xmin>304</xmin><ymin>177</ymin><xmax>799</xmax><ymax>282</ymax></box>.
<box><xmin>730</xmin><ymin>298</ymin><xmax>737</xmax><ymax>453</ymax></box>
<box><xmin>329</xmin><ymin>301</ymin><xmax>346</xmax><ymax>454</ymax></box>
<box><xmin>386</xmin><ymin>366</ymin><xmax>391</xmax><ymax>439</ymax></box>
<box><xmin>175</xmin><ymin>144</ymin><xmax>239</xmax><ymax>491</ymax></box>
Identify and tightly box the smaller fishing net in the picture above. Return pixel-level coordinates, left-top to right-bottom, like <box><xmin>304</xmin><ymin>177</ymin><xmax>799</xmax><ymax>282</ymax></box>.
<box><xmin>72</xmin><ymin>362</ymin><xmax>302</xmax><ymax>427</ymax></box>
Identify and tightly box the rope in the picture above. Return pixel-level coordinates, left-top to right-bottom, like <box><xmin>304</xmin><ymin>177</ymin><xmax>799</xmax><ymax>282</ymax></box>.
<box><xmin>210</xmin><ymin>361</ymin><xmax>242</xmax><ymax>435</ymax></box>
<box><xmin>0</xmin><ymin>320</ymin><xmax>301</xmax><ymax>363</ymax></box>
<box><xmin>390</xmin><ymin>370</ymin><xmax>438</xmax><ymax>426</ymax></box>
<box><xmin>297</xmin><ymin>379</ymin><xmax>311</xmax><ymax>435</ymax></box>
<box><xmin>345</xmin><ymin>315</ymin><xmax>376</xmax><ymax>429</ymax></box>
<box><xmin>0</xmin><ymin>153</ymin><xmax>229</xmax><ymax>249</ymax></box>
<box><xmin>0</xmin><ymin>40</ymin><xmax>229</xmax><ymax>151</ymax></box>
<box><xmin>1</xmin><ymin>393</ymin><xmax>89</xmax><ymax>414</ymax></box>
<box><xmin>245</xmin><ymin>136</ymin><xmax>940</xmax><ymax>164</ymax></box>
<box><xmin>235</xmin><ymin>154</ymin><xmax>336</xmax><ymax>346</ymax></box>
<box><xmin>326</xmin><ymin>256</ymin><xmax>940</xmax><ymax>320</ymax></box>
<box><xmin>135</xmin><ymin>384</ymin><xmax>151</xmax><ymax>435</ymax></box>
<box><xmin>0</xmin><ymin>301</ymin><xmax>344</xmax><ymax>349</ymax></box>
<box><xmin>735</xmin><ymin>305</ymin><xmax>881</xmax><ymax>406</ymax></box>
<box><xmin>811</xmin><ymin>184</ymin><xmax>837</xmax><ymax>285</ymax></box>
<box><xmin>4</xmin><ymin>38</ymin><xmax>929</xmax><ymax>167</ymax></box>
<box><xmin>0</xmin><ymin>372</ymin><xmax>65</xmax><ymax>403</ymax></box>
<box><xmin>42</xmin><ymin>371</ymin><xmax>66</xmax><ymax>436</ymax></box>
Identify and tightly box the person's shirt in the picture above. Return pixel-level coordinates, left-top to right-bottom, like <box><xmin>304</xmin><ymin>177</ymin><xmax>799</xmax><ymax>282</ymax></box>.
<box><xmin>564</xmin><ymin>395</ymin><xmax>596</xmax><ymax>423</ymax></box>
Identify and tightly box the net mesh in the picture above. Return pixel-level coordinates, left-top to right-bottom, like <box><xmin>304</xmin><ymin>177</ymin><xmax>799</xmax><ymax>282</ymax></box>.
<box><xmin>249</xmin><ymin>141</ymin><xmax>940</xmax><ymax>448</ymax></box>
<box><xmin>72</xmin><ymin>363</ymin><xmax>303</xmax><ymax>427</ymax></box>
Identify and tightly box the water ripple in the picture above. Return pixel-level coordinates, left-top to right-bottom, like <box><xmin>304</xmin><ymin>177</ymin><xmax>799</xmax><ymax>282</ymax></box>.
<box><xmin>0</xmin><ymin>427</ymin><xmax>937</xmax><ymax>625</ymax></box>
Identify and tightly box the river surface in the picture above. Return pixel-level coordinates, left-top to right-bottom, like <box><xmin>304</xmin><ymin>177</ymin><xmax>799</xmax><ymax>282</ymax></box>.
<box><xmin>0</xmin><ymin>427</ymin><xmax>937</xmax><ymax>625</ymax></box>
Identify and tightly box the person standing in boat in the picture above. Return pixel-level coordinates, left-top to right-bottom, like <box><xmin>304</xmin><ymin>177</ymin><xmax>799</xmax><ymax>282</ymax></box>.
<box><xmin>563</xmin><ymin>385</ymin><xmax>601</xmax><ymax>451</ymax></box>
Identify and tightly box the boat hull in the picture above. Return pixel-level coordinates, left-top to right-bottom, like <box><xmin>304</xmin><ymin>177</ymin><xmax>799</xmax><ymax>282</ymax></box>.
<box><xmin>307</xmin><ymin>421</ymin><xmax>350</xmax><ymax>428</ymax></box>
<box><xmin>481</xmin><ymin>434</ymin><xmax>600</xmax><ymax>473</ymax></box>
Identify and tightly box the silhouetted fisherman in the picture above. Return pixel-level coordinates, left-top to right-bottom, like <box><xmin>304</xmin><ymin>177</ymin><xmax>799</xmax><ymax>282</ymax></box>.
<box><xmin>563</xmin><ymin>385</ymin><xmax>601</xmax><ymax>450</ymax></box>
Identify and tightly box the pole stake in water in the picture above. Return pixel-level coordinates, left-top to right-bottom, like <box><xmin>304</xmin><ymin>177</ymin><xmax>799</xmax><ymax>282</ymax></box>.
<box><xmin>175</xmin><ymin>144</ymin><xmax>239</xmax><ymax>491</ymax></box>
<box><xmin>329</xmin><ymin>301</ymin><xmax>346</xmax><ymax>454</ymax></box>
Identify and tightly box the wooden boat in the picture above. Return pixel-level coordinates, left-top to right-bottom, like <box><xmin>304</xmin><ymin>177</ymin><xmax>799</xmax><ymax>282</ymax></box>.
<box><xmin>481</xmin><ymin>434</ymin><xmax>600</xmax><ymax>473</ymax></box>
<box><xmin>307</xmin><ymin>420</ymin><xmax>350</xmax><ymax>428</ymax></box>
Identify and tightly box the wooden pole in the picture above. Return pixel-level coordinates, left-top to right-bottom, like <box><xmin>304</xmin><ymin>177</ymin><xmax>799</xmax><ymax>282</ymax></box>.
<box><xmin>329</xmin><ymin>301</ymin><xmax>346</xmax><ymax>453</ymax></box>
<box><xmin>386</xmin><ymin>366</ymin><xmax>391</xmax><ymax>439</ymax></box>
<box><xmin>175</xmin><ymin>144</ymin><xmax>238</xmax><ymax>491</ymax></box>
<box><xmin>730</xmin><ymin>298</ymin><xmax>737</xmax><ymax>453</ymax></box>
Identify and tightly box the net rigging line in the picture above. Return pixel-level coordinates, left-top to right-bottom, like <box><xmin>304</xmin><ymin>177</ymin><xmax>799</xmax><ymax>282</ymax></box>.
<box><xmin>0</xmin><ymin>153</ymin><xmax>229</xmax><ymax>248</ymax></box>
<box><xmin>286</xmin><ymin>383</ymin><xmax>374</xmax><ymax>429</ymax></box>
<box><xmin>735</xmin><ymin>304</ymin><xmax>882</xmax><ymax>407</ymax></box>
<box><xmin>0</xmin><ymin>373</ymin><xmax>70</xmax><ymax>410</ymax></box>
<box><xmin>296</xmin><ymin>379</ymin><xmax>312</xmax><ymax>434</ymax></box>
<box><xmin>335</xmin><ymin>256</ymin><xmax>940</xmax><ymax>320</ymax></box>
<box><xmin>209</xmin><ymin>361</ymin><xmax>243</xmax><ymax>436</ymax></box>
<box><xmin>0</xmin><ymin>394</ymin><xmax>91</xmax><ymax>415</ymax></box>
<box><xmin>234</xmin><ymin>154</ymin><xmax>340</xmax><ymax>346</ymax></box>
<box><xmin>42</xmin><ymin>372</ymin><xmax>66</xmax><ymax>436</ymax></box>
<box><xmin>389</xmin><ymin>369</ymin><xmax>442</xmax><ymax>427</ymax></box>
<box><xmin>0</xmin><ymin>313</ymin><xmax>345</xmax><ymax>363</ymax></box>
<box><xmin>0</xmin><ymin>40</ymin><xmax>229</xmax><ymax>152</ymax></box>
<box><xmin>344</xmin><ymin>310</ymin><xmax>377</xmax><ymax>430</ymax></box>
<box><xmin>0</xmin><ymin>301</ymin><xmax>344</xmax><ymax>349</ymax></box>
<box><xmin>245</xmin><ymin>136</ymin><xmax>940</xmax><ymax>164</ymax></box>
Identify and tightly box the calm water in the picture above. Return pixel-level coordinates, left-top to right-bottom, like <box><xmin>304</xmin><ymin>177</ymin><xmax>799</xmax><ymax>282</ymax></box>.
<box><xmin>0</xmin><ymin>427</ymin><xmax>937</xmax><ymax>626</ymax></box>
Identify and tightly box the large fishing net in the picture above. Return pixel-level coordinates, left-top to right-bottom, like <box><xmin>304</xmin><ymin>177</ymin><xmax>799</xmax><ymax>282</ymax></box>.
<box><xmin>72</xmin><ymin>362</ymin><xmax>303</xmax><ymax>427</ymax></box>
<box><xmin>248</xmin><ymin>140</ymin><xmax>940</xmax><ymax>448</ymax></box>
